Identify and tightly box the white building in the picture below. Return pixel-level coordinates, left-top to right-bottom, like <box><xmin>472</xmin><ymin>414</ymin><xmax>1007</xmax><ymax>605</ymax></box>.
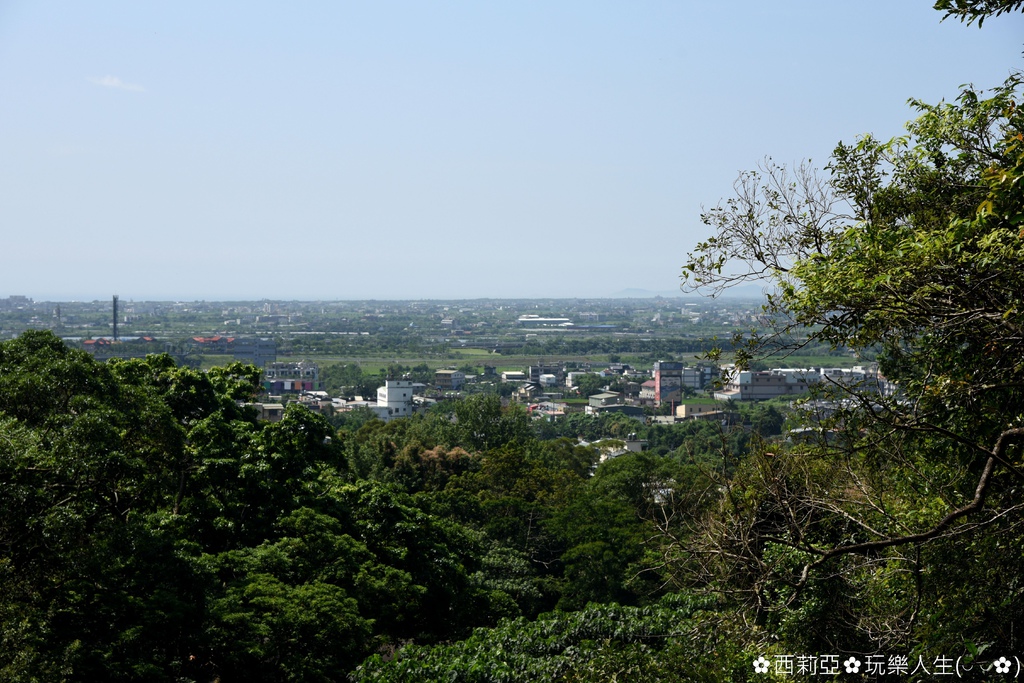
<box><xmin>819</xmin><ymin>367</ymin><xmax>867</xmax><ymax>385</ymax></box>
<box><xmin>714</xmin><ymin>365</ymin><xmax>879</xmax><ymax>401</ymax></box>
<box><xmin>565</xmin><ymin>371</ymin><xmax>591</xmax><ymax>388</ymax></box>
<box><xmin>714</xmin><ymin>367</ymin><xmax>818</xmax><ymax>401</ymax></box>
<box><xmin>376</xmin><ymin>379</ymin><xmax>415</xmax><ymax>421</ymax></box>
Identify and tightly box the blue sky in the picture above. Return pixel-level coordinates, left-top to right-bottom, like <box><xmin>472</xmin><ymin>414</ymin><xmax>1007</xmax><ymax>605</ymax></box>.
<box><xmin>1</xmin><ymin>1</ymin><xmax>1021</xmax><ymax>301</ymax></box>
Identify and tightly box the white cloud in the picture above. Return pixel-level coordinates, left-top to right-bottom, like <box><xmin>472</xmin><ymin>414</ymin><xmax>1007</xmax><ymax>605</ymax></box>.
<box><xmin>89</xmin><ymin>75</ymin><xmax>145</xmax><ymax>92</ymax></box>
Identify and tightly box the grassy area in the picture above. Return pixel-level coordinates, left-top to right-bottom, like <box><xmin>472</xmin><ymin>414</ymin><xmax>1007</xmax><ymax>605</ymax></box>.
<box><xmin>201</xmin><ymin>349</ymin><xmax>863</xmax><ymax>376</ymax></box>
<box><xmin>273</xmin><ymin>354</ymin><xmax>611</xmax><ymax>371</ymax></box>
<box><xmin>447</xmin><ymin>348</ymin><xmax>495</xmax><ymax>357</ymax></box>
<box><xmin>198</xmin><ymin>354</ymin><xmax>235</xmax><ymax>370</ymax></box>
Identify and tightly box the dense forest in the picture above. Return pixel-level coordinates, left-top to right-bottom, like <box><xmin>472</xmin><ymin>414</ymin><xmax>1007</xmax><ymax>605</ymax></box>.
<box><xmin>0</xmin><ymin>330</ymin><xmax>749</xmax><ymax>682</ymax></box>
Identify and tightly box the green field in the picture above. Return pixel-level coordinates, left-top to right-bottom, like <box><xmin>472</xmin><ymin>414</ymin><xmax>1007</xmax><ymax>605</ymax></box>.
<box><xmin>201</xmin><ymin>349</ymin><xmax>862</xmax><ymax>375</ymax></box>
<box><xmin>198</xmin><ymin>354</ymin><xmax>235</xmax><ymax>370</ymax></box>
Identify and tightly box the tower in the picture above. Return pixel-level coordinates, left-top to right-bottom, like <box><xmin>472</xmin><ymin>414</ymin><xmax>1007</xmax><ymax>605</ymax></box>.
<box><xmin>112</xmin><ymin>295</ymin><xmax>119</xmax><ymax>341</ymax></box>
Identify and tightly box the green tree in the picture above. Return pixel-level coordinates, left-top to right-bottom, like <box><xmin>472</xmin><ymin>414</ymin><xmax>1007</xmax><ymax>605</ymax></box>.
<box><xmin>351</xmin><ymin>593</ymin><xmax>739</xmax><ymax>683</ymax></box>
<box><xmin>0</xmin><ymin>333</ymin><xmax>210</xmax><ymax>680</ymax></box>
<box><xmin>440</xmin><ymin>394</ymin><xmax>533</xmax><ymax>452</ymax></box>
<box><xmin>572</xmin><ymin>373</ymin><xmax>606</xmax><ymax>398</ymax></box>
<box><xmin>682</xmin><ymin>71</ymin><xmax>1024</xmax><ymax>653</ymax></box>
<box><xmin>0</xmin><ymin>333</ymin><xmax>516</xmax><ymax>680</ymax></box>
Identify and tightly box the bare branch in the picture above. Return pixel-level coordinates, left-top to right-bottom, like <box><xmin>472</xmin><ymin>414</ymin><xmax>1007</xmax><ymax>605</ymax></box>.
<box><xmin>793</xmin><ymin>427</ymin><xmax>1024</xmax><ymax>587</ymax></box>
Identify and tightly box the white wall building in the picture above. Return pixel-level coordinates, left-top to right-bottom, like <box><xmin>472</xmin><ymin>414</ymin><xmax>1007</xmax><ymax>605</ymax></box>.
<box><xmin>377</xmin><ymin>379</ymin><xmax>415</xmax><ymax>421</ymax></box>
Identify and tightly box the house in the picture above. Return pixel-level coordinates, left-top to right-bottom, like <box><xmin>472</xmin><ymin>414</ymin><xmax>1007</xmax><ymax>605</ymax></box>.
<box><xmin>435</xmin><ymin>369</ymin><xmax>465</xmax><ymax>390</ymax></box>
<box><xmin>639</xmin><ymin>380</ymin><xmax>657</xmax><ymax>404</ymax></box>
<box><xmin>597</xmin><ymin>434</ymin><xmax>648</xmax><ymax>462</ymax></box>
<box><xmin>529</xmin><ymin>364</ymin><xmax>564</xmax><ymax>385</ymax></box>
<box><xmin>676</xmin><ymin>403</ymin><xmax>724</xmax><ymax>420</ymax></box>
<box><xmin>515</xmin><ymin>382</ymin><xmax>544</xmax><ymax>402</ymax></box>
<box><xmin>528</xmin><ymin>401</ymin><xmax>566</xmax><ymax>418</ymax></box>
<box><xmin>588</xmin><ymin>392</ymin><xmax>621</xmax><ymax>408</ymax></box>
<box><xmin>249</xmin><ymin>402</ymin><xmax>285</xmax><ymax>422</ymax></box>
<box><xmin>297</xmin><ymin>391</ymin><xmax>333</xmax><ymax>415</ymax></box>
<box><xmin>723</xmin><ymin>366</ymin><xmax>876</xmax><ymax>401</ymax></box>
<box><xmin>620</xmin><ymin>381</ymin><xmax>641</xmax><ymax>400</ymax></box>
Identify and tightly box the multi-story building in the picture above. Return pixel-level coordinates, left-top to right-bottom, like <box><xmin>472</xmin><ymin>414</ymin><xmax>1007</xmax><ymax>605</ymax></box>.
<box><xmin>263</xmin><ymin>360</ymin><xmax>321</xmax><ymax>393</ymax></box>
<box><xmin>529</xmin><ymin>364</ymin><xmax>564</xmax><ymax>386</ymax></box>
<box><xmin>652</xmin><ymin>361</ymin><xmax>684</xmax><ymax>406</ymax></box>
<box><xmin>233</xmin><ymin>337</ymin><xmax>277</xmax><ymax>368</ymax></box>
<box><xmin>538</xmin><ymin>373</ymin><xmax>559</xmax><ymax>387</ymax></box>
<box><xmin>713</xmin><ymin>368</ymin><xmax>816</xmax><ymax>401</ymax></box>
<box><xmin>639</xmin><ymin>379</ymin><xmax>657</xmax><ymax>404</ymax></box>
<box><xmin>376</xmin><ymin>379</ymin><xmax>415</xmax><ymax>421</ymax></box>
<box><xmin>435</xmin><ymin>369</ymin><xmax>465</xmax><ymax>390</ymax></box>
<box><xmin>650</xmin><ymin>362</ymin><xmax>717</xmax><ymax>404</ymax></box>
<box><xmin>681</xmin><ymin>365</ymin><xmax>716</xmax><ymax>390</ymax></box>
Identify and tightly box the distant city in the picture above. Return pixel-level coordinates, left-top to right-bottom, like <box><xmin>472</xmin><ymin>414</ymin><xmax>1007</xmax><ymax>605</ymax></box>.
<box><xmin>0</xmin><ymin>293</ymin><xmax>771</xmax><ymax>355</ymax></box>
<box><xmin>1</xmin><ymin>292</ymin><xmax>876</xmax><ymax>425</ymax></box>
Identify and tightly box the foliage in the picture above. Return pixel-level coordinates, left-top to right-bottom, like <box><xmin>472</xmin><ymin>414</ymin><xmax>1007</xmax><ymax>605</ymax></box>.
<box><xmin>445</xmin><ymin>395</ymin><xmax>534</xmax><ymax>451</ymax></box>
<box><xmin>0</xmin><ymin>333</ymin><xmax>591</xmax><ymax>681</ymax></box>
<box><xmin>680</xmin><ymin>70</ymin><xmax>1024</xmax><ymax>656</ymax></box>
<box><xmin>351</xmin><ymin>593</ymin><xmax>743</xmax><ymax>683</ymax></box>
<box><xmin>0</xmin><ymin>332</ymin><xmax>750</xmax><ymax>680</ymax></box>
<box><xmin>933</xmin><ymin>0</ymin><xmax>1024</xmax><ymax>25</ymax></box>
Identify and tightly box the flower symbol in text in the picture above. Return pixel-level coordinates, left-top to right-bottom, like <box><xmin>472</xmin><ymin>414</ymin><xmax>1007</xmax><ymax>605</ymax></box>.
<box><xmin>844</xmin><ymin>657</ymin><xmax>862</xmax><ymax>674</ymax></box>
<box><xmin>753</xmin><ymin>656</ymin><xmax>770</xmax><ymax>674</ymax></box>
<box><xmin>994</xmin><ymin>657</ymin><xmax>1012</xmax><ymax>674</ymax></box>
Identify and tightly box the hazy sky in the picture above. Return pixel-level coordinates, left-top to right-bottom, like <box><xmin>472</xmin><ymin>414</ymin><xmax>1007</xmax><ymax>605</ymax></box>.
<box><xmin>1</xmin><ymin>2</ymin><xmax>1021</xmax><ymax>301</ymax></box>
